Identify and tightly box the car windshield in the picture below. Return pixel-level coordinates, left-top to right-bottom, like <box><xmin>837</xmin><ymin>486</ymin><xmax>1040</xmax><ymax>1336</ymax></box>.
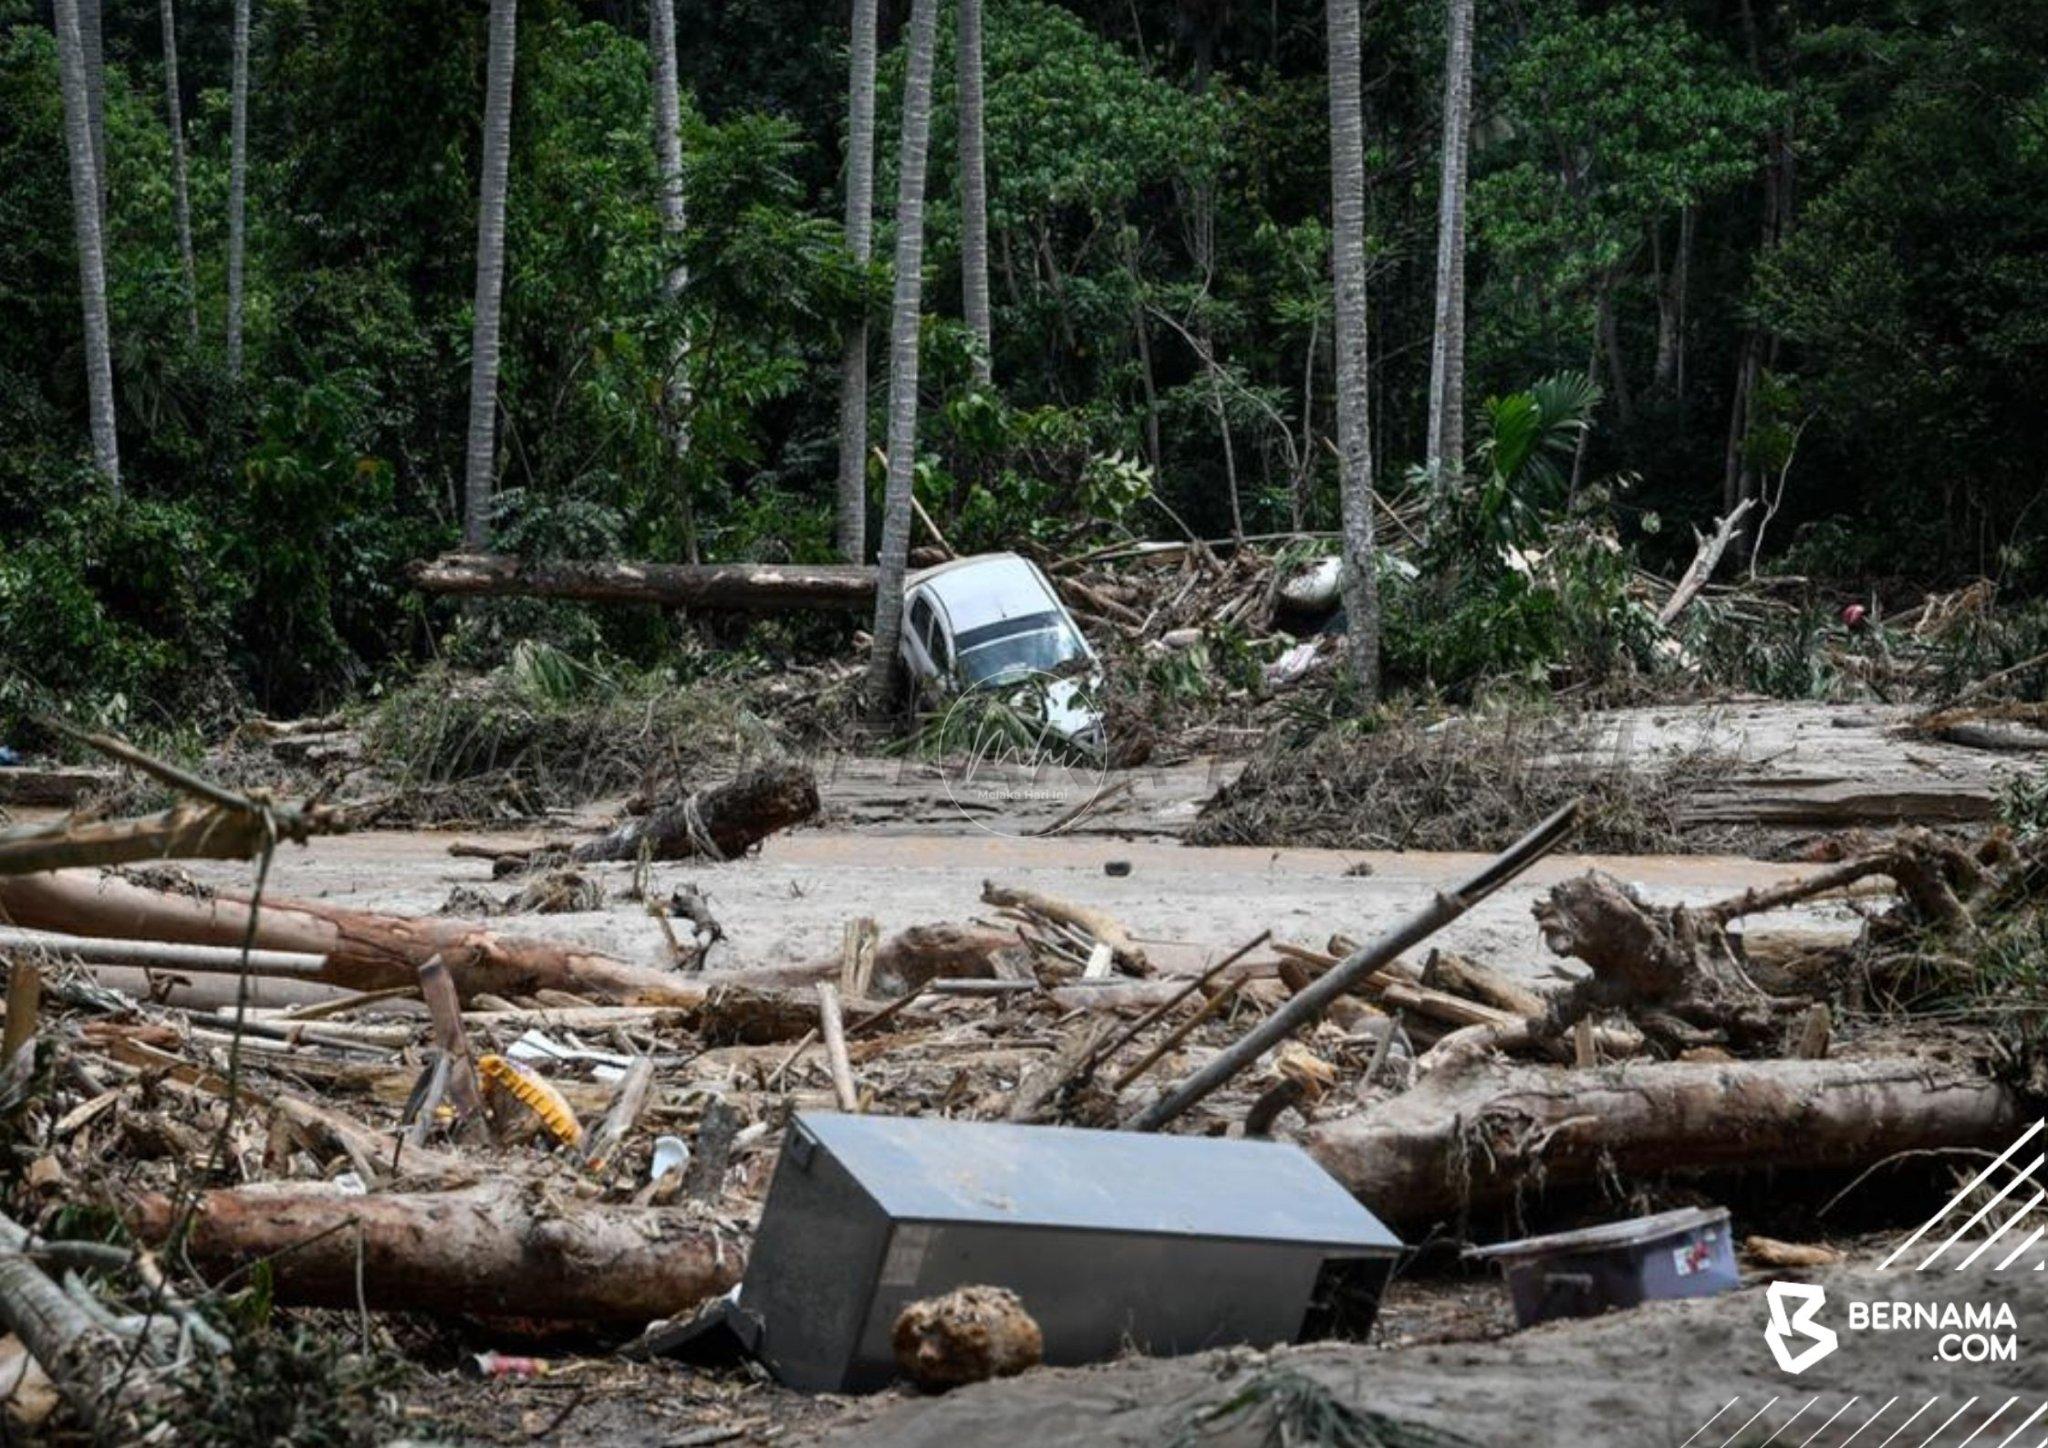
<box><xmin>955</xmin><ymin>612</ymin><xmax>1087</xmax><ymax>685</ymax></box>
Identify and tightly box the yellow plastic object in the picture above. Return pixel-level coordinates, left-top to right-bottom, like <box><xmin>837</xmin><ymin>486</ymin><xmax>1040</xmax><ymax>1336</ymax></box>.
<box><xmin>477</xmin><ymin>1054</ymin><xmax>583</xmax><ymax>1148</ymax></box>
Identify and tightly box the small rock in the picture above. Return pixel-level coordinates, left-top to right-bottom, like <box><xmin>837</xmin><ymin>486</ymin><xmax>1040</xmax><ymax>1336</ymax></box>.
<box><xmin>893</xmin><ymin>1285</ymin><xmax>1043</xmax><ymax>1390</ymax></box>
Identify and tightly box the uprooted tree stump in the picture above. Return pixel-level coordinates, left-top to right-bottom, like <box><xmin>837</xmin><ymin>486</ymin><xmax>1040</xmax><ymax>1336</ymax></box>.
<box><xmin>1308</xmin><ymin>1053</ymin><xmax>2022</xmax><ymax>1228</ymax></box>
<box><xmin>1521</xmin><ymin>826</ymin><xmax>2041</xmax><ymax>1056</ymax></box>
<box><xmin>1531</xmin><ymin>870</ymin><xmax>1801</xmax><ymax>1054</ymax></box>
<box><xmin>574</xmin><ymin>762</ymin><xmax>820</xmax><ymax>863</ymax></box>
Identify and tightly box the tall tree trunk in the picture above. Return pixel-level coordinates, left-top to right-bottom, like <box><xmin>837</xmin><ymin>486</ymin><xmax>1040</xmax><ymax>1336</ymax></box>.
<box><xmin>79</xmin><ymin>0</ymin><xmax>105</xmax><ymax>222</ymax></box>
<box><xmin>1424</xmin><ymin>0</ymin><xmax>1473</xmax><ymax>474</ymax></box>
<box><xmin>861</xmin><ymin>0</ymin><xmax>941</xmax><ymax>716</ymax></box>
<box><xmin>835</xmin><ymin>0</ymin><xmax>881</xmax><ymax>561</ymax></box>
<box><xmin>1326</xmin><ymin>0</ymin><xmax>1380</xmax><ymax>700</ymax></box>
<box><xmin>648</xmin><ymin>0</ymin><xmax>697</xmax><ymax>560</ymax></box>
<box><xmin>957</xmin><ymin>0</ymin><xmax>992</xmax><ymax>384</ymax></box>
<box><xmin>159</xmin><ymin>0</ymin><xmax>198</xmax><ymax>341</ymax></box>
<box><xmin>1131</xmin><ymin>291</ymin><xmax>1161</xmax><ymax>473</ymax></box>
<box><xmin>53</xmin><ymin>0</ymin><xmax>120</xmax><ymax>493</ymax></box>
<box><xmin>1651</xmin><ymin>209</ymin><xmax>1692</xmax><ymax>396</ymax></box>
<box><xmin>462</xmin><ymin>0</ymin><xmax>518</xmax><ymax>550</ymax></box>
<box><xmin>1596</xmin><ymin>274</ymin><xmax>1633</xmax><ymax>429</ymax></box>
<box><xmin>224</xmin><ymin>0</ymin><xmax>250</xmax><ymax>380</ymax></box>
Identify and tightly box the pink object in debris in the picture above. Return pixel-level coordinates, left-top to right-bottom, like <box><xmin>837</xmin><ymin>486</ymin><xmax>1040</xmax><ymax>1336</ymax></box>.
<box><xmin>1841</xmin><ymin>603</ymin><xmax>1868</xmax><ymax>630</ymax></box>
<box><xmin>471</xmin><ymin>1352</ymin><xmax>549</xmax><ymax>1378</ymax></box>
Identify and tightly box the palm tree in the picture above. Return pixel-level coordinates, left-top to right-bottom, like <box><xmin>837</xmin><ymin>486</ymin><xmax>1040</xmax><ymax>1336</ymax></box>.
<box><xmin>225</xmin><ymin>0</ymin><xmax>250</xmax><ymax>379</ymax></box>
<box><xmin>1326</xmin><ymin>0</ymin><xmax>1381</xmax><ymax>699</ymax></box>
<box><xmin>53</xmin><ymin>0</ymin><xmax>119</xmax><ymax>492</ymax></box>
<box><xmin>649</xmin><ymin>0</ymin><xmax>696</xmax><ymax>557</ymax></box>
<box><xmin>835</xmin><ymin>0</ymin><xmax>880</xmax><ymax>561</ymax></box>
<box><xmin>462</xmin><ymin>0</ymin><xmax>518</xmax><ymax>550</ymax></box>
<box><xmin>1425</xmin><ymin>0</ymin><xmax>1474</xmax><ymax>474</ymax></box>
<box><xmin>80</xmin><ymin>0</ymin><xmax>105</xmax><ymax>220</ymax></box>
<box><xmin>861</xmin><ymin>0</ymin><xmax>942</xmax><ymax>715</ymax></box>
<box><xmin>957</xmin><ymin>0</ymin><xmax>992</xmax><ymax>385</ymax></box>
<box><xmin>160</xmin><ymin>0</ymin><xmax>199</xmax><ymax>340</ymax></box>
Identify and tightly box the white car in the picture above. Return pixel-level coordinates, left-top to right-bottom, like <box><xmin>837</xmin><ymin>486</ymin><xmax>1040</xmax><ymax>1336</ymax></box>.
<box><xmin>899</xmin><ymin>552</ymin><xmax>1104</xmax><ymax>751</ymax></box>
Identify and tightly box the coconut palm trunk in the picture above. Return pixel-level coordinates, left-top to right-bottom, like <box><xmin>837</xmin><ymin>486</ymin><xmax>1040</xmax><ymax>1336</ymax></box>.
<box><xmin>160</xmin><ymin>0</ymin><xmax>198</xmax><ymax>341</ymax></box>
<box><xmin>224</xmin><ymin>0</ymin><xmax>250</xmax><ymax>379</ymax></box>
<box><xmin>1424</xmin><ymin>0</ymin><xmax>1473</xmax><ymax>474</ymax></box>
<box><xmin>53</xmin><ymin>0</ymin><xmax>119</xmax><ymax>493</ymax></box>
<box><xmin>835</xmin><ymin>0</ymin><xmax>881</xmax><ymax>561</ymax></box>
<box><xmin>462</xmin><ymin>0</ymin><xmax>518</xmax><ymax>551</ymax></box>
<box><xmin>648</xmin><ymin>0</ymin><xmax>697</xmax><ymax>559</ymax></box>
<box><xmin>79</xmin><ymin>0</ymin><xmax>105</xmax><ymax>220</ymax></box>
<box><xmin>861</xmin><ymin>0</ymin><xmax>942</xmax><ymax>715</ymax></box>
<box><xmin>1326</xmin><ymin>0</ymin><xmax>1381</xmax><ymax>699</ymax></box>
<box><xmin>957</xmin><ymin>0</ymin><xmax>992</xmax><ymax>385</ymax></box>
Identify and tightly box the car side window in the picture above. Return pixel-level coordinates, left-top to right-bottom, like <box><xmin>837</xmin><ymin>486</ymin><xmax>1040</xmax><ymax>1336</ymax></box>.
<box><xmin>907</xmin><ymin>596</ymin><xmax>933</xmax><ymax>657</ymax></box>
<box><xmin>927</xmin><ymin>614</ymin><xmax>952</xmax><ymax>674</ymax></box>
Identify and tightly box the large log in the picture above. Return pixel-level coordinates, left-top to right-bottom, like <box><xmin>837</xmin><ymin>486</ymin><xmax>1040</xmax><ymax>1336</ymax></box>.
<box><xmin>0</xmin><ymin>870</ymin><xmax>707</xmax><ymax>1006</ymax></box>
<box><xmin>1307</xmin><ymin>1055</ymin><xmax>2021</xmax><ymax>1228</ymax></box>
<box><xmin>126</xmin><ymin>1182</ymin><xmax>742</xmax><ymax>1322</ymax></box>
<box><xmin>410</xmin><ymin>552</ymin><xmax>877</xmax><ymax>613</ymax></box>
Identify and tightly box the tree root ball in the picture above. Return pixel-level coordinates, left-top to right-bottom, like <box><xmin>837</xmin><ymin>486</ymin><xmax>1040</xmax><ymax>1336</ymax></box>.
<box><xmin>891</xmin><ymin>1285</ymin><xmax>1043</xmax><ymax>1390</ymax></box>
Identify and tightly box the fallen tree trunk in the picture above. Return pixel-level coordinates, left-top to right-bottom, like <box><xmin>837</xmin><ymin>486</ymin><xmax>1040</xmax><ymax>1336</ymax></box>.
<box><xmin>573</xmin><ymin>763</ymin><xmax>819</xmax><ymax>863</ymax></box>
<box><xmin>410</xmin><ymin>553</ymin><xmax>877</xmax><ymax>613</ymax></box>
<box><xmin>0</xmin><ymin>870</ymin><xmax>708</xmax><ymax>1006</ymax></box>
<box><xmin>1657</xmin><ymin>498</ymin><xmax>1754</xmax><ymax>626</ymax></box>
<box><xmin>127</xmin><ymin>1182</ymin><xmax>743</xmax><ymax>1322</ymax></box>
<box><xmin>1307</xmin><ymin>1055</ymin><xmax>2020</xmax><ymax>1227</ymax></box>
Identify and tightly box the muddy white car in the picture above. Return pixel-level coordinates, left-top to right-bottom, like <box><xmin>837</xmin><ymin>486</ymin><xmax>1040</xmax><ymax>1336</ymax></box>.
<box><xmin>899</xmin><ymin>552</ymin><xmax>1105</xmax><ymax>752</ymax></box>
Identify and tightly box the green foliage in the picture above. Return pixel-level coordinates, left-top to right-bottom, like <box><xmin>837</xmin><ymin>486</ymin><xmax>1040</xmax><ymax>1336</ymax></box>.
<box><xmin>0</xmin><ymin>492</ymin><xmax>242</xmax><ymax>731</ymax></box>
<box><xmin>1475</xmin><ymin>1</ymin><xmax>1777</xmax><ymax>333</ymax></box>
<box><xmin>366</xmin><ymin>653</ymin><xmax>783</xmax><ymax>813</ymax></box>
<box><xmin>1385</xmin><ymin>374</ymin><xmax>1654</xmax><ymax>696</ymax></box>
<box><xmin>5</xmin><ymin>0</ymin><xmax>2048</xmax><ymax>725</ymax></box>
<box><xmin>1756</xmin><ymin>0</ymin><xmax>2048</xmax><ymax>573</ymax></box>
<box><xmin>167</xmin><ymin>1317</ymin><xmax>404</xmax><ymax>1447</ymax></box>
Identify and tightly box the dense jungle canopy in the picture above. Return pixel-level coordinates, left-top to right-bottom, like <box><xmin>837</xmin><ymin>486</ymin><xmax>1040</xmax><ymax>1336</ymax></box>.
<box><xmin>2</xmin><ymin>0</ymin><xmax>2045</xmax><ymax>726</ymax></box>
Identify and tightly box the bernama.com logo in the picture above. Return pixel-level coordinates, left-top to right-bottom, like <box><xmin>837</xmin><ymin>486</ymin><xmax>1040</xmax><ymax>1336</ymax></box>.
<box><xmin>1762</xmin><ymin>1118</ymin><xmax>2046</xmax><ymax>1375</ymax></box>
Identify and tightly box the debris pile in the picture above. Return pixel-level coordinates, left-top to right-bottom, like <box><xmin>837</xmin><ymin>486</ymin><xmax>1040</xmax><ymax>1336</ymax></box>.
<box><xmin>0</xmin><ymin>727</ymin><xmax>2040</xmax><ymax>1437</ymax></box>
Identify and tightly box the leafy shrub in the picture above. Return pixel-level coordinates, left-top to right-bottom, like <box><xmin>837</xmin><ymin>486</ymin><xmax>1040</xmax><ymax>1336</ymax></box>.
<box><xmin>0</xmin><ymin>492</ymin><xmax>242</xmax><ymax>732</ymax></box>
